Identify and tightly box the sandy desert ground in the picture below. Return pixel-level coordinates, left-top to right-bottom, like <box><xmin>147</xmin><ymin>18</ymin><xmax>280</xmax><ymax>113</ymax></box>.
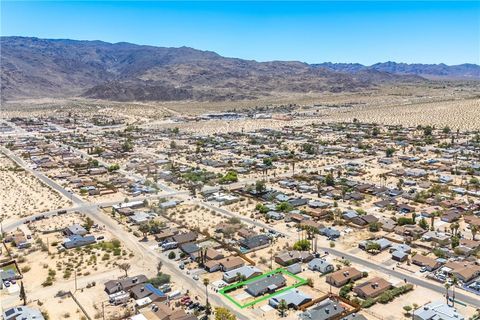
<box><xmin>2</xmin><ymin>83</ymin><xmax>479</xmax><ymax>131</ymax></box>
<box><xmin>0</xmin><ymin>153</ymin><xmax>71</xmax><ymax>225</ymax></box>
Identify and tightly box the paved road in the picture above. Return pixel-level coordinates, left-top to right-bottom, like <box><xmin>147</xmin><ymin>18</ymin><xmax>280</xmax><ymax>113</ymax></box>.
<box><xmin>1</xmin><ymin>146</ymin><xmax>251</xmax><ymax>319</ymax></box>
<box><xmin>320</xmin><ymin>246</ymin><xmax>480</xmax><ymax>308</ymax></box>
<box><xmin>2</xmin><ymin>191</ymin><xmax>188</xmax><ymax>233</ymax></box>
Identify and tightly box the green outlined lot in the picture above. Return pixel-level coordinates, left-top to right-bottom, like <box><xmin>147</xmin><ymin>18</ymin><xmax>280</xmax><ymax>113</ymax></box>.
<box><xmin>219</xmin><ymin>268</ymin><xmax>307</xmax><ymax>309</ymax></box>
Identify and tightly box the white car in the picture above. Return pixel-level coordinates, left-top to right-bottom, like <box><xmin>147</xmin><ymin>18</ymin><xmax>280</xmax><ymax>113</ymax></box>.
<box><xmin>192</xmin><ymin>275</ymin><xmax>199</xmax><ymax>280</ymax></box>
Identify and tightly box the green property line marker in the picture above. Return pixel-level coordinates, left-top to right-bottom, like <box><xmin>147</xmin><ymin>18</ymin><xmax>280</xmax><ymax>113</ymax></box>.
<box><xmin>219</xmin><ymin>268</ymin><xmax>307</xmax><ymax>309</ymax></box>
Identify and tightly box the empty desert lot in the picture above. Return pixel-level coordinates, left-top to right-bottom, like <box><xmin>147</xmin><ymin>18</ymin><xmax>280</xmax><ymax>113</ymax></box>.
<box><xmin>0</xmin><ymin>153</ymin><xmax>70</xmax><ymax>225</ymax></box>
<box><xmin>321</xmin><ymin>97</ymin><xmax>480</xmax><ymax>130</ymax></box>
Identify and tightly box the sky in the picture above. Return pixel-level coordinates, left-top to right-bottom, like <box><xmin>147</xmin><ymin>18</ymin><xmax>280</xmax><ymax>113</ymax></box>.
<box><xmin>1</xmin><ymin>1</ymin><xmax>479</xmax><ymax>65</ymax></box>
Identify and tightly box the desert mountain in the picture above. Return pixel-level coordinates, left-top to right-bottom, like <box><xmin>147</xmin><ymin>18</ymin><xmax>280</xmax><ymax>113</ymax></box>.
<box><xmin>314</xmin><ymin>62</ymin><xmax>480</xmax><ymax>80</ymax></box>
<box><xmin>3</xmin><ymin>36</ymin><xmax>473</xmax><ymax>102</ymax></box>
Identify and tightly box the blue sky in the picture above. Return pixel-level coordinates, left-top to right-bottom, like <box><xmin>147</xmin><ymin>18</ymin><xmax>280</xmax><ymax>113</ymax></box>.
<box><xmin>1</xmin><ymin>1</ymin><xmax>479</xmax><ymax>65</ymax></box>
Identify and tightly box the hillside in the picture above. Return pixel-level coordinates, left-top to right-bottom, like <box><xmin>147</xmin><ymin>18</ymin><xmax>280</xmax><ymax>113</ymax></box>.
<box><xmin>0</xmin><ymin>36</ymin><xmax>441</xmax><ymax>102</ymax></box>
<box><xmin>314</xmin><ymin>62</ymin><xmax>480</xmax><ymax>80</ymax></box>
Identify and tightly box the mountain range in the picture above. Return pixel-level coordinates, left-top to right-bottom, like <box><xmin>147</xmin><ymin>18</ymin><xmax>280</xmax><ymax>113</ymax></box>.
<box><xmin>1</xmin><ymin>36</ymin><xmax>478</xmax><ymax>102</ymax></box>
<box><xmin>313</xmin><ymin>62</ymin><xmax>480</xmax><ymax>80</ymax></box>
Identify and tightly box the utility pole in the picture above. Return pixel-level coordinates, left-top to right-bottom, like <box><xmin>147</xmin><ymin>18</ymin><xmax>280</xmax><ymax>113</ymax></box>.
<box><xmin>74</xmin><ymin>269</ymin><xmax>77</xmax><ymax>292</ymax></box>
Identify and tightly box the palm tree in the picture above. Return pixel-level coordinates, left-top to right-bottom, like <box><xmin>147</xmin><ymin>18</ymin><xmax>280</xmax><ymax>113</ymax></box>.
<box><xmin>445</xmin><ymin>283</ymin><xmax>451</xmax><ymax>305</ymax></box>
<box><xmin>203</xmin><ymin>278</ymin><xmax>211</xmax><ymax>316</ymax></box>
<box><xmin>317</xmin><ymin>182</ymin><xmax>322</xmax><ymax>198</ymax></box>
<box><xmin>451</xmin><ymin>276</ymin><xmax>458</xmax><ymax>307</ymax></box>
<box><xmin>19</xmin><ymin>281</ymin><xmax>26</xmax><ymax>305</ymax></box>
<box><xmin>451</xmin><ymin>222</ymin><xmax>460</xmax><ymax>236</ymax></box>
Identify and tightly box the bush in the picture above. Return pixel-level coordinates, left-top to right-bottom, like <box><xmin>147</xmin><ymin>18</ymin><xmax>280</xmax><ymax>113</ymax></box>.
<box><xmin>21</xmin><ymin>266</ymin><xmax>31</xmax><ymax>273</ymax></box>
<box><xmin>293</xmin><ymin>239</ymin><xmax>311</xmax><ymax>251</ymax></box>
<box><xmin>42</xmin><ymin>277</ymin><xmax>54</xmax><ymax>287</ymax></box>
<box><xmin>339</xmin><ymin>284</ymin><xmax>353</xmax><ymax>299</ymax></box>
<box><xmin>362</xmin><ymin>298</ymin><xmax>376</xmax><ymax>308</ymax></box>
<box><xmin>168</xmin><ymin>251</ymin><xmax>176</xmax><ymax>259</ymax></box>
<box><xmin>148</xmin><ymin>273</ymin><xmax>171</xmax><ymax>286</ymax></box>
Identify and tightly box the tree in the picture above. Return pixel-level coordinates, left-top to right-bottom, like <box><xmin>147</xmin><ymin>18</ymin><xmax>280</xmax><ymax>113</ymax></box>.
<box><xmin>139</xmin><ymin>223</ymin><xmax>150</xmax><ymax>239</ymax></box>
<box><xmin>325</xmin><ymin>173</ymin><xmax>335</xmax><ymax>187</ymax></box>
<box><xmin>255</xmin><ymin>180</ymin><xmax>266</xmax><ymax>193</ymax></box>
<box><xmin>276</xmin><ymin>201</ymin><xmax>293</xmax><ymax>212</ymax></box>
<box><xmin>445</xmin><ymin>283</ymin><xmax>451</xmax><ymax>305</ymax></box>
<box><xmin>19</xmin><ymin>281</ymin><xmax>27</xmax><ymax>305</ymax></box>
<box><xmin>368</xmin><ymin>222</ymin><xmax>381</xmax><ymax>232</ymax></box>
<box><xmin>263</xmin><ymin>158</ymin><xmax>273</xmax><ymax>166</ymax></box>
<box><xmin>471</xmin><ymin>225</ymin><xmax>478</xmax><ymax>241</ymax></box>
<box><xmin>365</xmin><ymin>241</ymin><xmax>381</xmax><ymax>254</ymax></box>
<box><xmin>451</xmin><ymin>275</ymin><xmax>458</xmax><ymax>307</ymax></box>
<box><xmin>220</xmin><ymin>171</ymin><xmax>238</xmax><ymax>184</ymax></box>
<box><xmin>418</xmin><ymin>218</ymin><xmax>429</xmax><ymax>230</ymax></box>
<box><xmin>293</xmin><ymin>239</ymin><xmax>311</xmax><ymax>251</ymax></box>
<box><xmin>450</xmin><ymin>222</ymin><xmax>460</xmax><ymax>236</ymax></box>
<box><xmin>278</xmin><ymin>299</ymin><xmax>288</xmax><ymax>317</ymax></box>
<box><xmin>168</xmin><ymin>251</ymin><xmax>176</xmax><ymax>259</ymax></box>
<box><xmin>403</xmin><ymin>305</ymin><xmax>412</xmax><ymax>317</ymax></box>
<box><xmin>203</xmin><ymin>278</ymin><xmax>211</xmax><ymax>315</ymax></box>
<box><xmin>423</xmin><ymin>126</ymin><xmax>433</xmax><ymax>137</ymax></box>
<box><xmin>84</xmin><ymin>217</ymin><xmax>94</xmax><ymax>232</ymax></box>
<box><xmin>215</xmin><ymin>307</ymin><xmax>236</xmax><ymax>320</ymax></box>
<box><xmin>118</xmin><ymin>263</ymin><xmax>131</xmax><ymax>277</ymax></box>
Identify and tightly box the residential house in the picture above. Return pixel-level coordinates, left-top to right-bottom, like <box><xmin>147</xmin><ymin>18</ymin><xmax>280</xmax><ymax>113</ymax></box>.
<box><xmin>326</xmin><ymin>267</ymin><xmax>363</xmax><ymax>287</ymax></box>
<box><xmin>205</xmin><ymin>248</ymin><xmax>224</xmax><ymax>261</ymax></box>
<box><xmin>319</xmin><ymin>227</ymin><xmax>341</xmax><ymax>239</ymax></box>
<box><xmin>64</xmin><ymin>224</ymin><xmax>88</xmax><ymax>236</ymax></box>
<box><xmin>223</xmin><ymin>266</ymin><xmax>262</xmax><ymax>283</ymax></box>
<box><xmin>269</xmin><ymin>288</ymin><xmax>311</xmax><ymax>309</ymax></box>
<box><xmin>63</xmin><ymin>235</ymin><xmax>96</xmax><ymax>249</ymax></box>
<box><xmin>413</xmin><ymin>301</ymin><xmax>464</xmax><ymax>320</ymax></box>
<box><xmin>392</xmin><ymin>250</ymin><xmax>409</xmax><ymax>262</ymax></box>
<box><xmin>394</xmin><ymin>224</ymin><xmax>426</xmax><ymax>239</ymax></box>
<box><xmin>246</xmin><ymin>273</ymin><xmax>286</xmax><ymax>297</ymax></box>
<box><xmin>298</xmin><ymin>298</ymin><xmax>345</xmax><ymax>320</ymax></box>
<box><xmin>239</xmin><ymin>234</ymin><xmax>270</xmax><ymax>251</ymax></box>
<box><xmin>421</xmin><ymin>231</ymin><xmax>450</xmax><ymax>246</ymax></box>
<box><xmin>412</xmin><ymin>255</ymin><xmax>442</xmax><ymax>271</ymax></box>
<box><xmin>172</xmin><ymin>232</ymin><xmax>198</xmax><ymax>245</ymax></box>
<box><xmin>138</xmin><ymin>302</ymin><xmax>197</xmax><ymax>320</ymax></box>
<box><xmin>104</xmin><ymin>275</ymin><xmax>148</xmax><ymax>294</ymax></box>
<box><xmin>274</xmin><ymin>251</ymin><xmax>314</xmax><ymax>266</ymax></box>
<box><xmin>130</xmin><ymin>283</ymin><xmax>166</xmax><ymax>302</ymax></box>
<box><xmin>353</xmin><ymin>277</ymin><xmax>392</xmax><ymax>299</ymax></box>
<box><xmin>308</xmin><ymin>258</ymin><xmax>334</xmax><ymax>274</ymax></box>
<box><xmin>219</xmin><ymin>257</ymin><xmax>245</xmax><ymax>272</ymax></box>
<box><xmin>2</xmin><ymin>306</ymin><xmax>45</xmax><ymax>320</ymax></box>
